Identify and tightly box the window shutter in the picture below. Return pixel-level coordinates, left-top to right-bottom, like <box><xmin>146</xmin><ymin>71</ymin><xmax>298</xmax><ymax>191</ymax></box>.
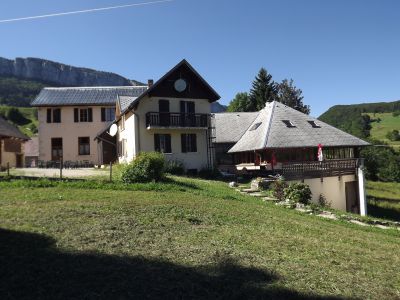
<box><xmin>166</xmin><ymin>135</ymin><xmax>171</xmax><ymax>153</ymax></box>
<box><xmin>181</xmin><ymin>134</ymin><xmax>187</xmax><ymax>153</ymax></box>
<box><xmin>74</xmin><ymin>108</ymin><xmax>79</xmax><ymax>123</ymax></box>
<box><xmin>154</xmin><ymin>134</ymin><xmax>160</xmax><ymax>152</ymax></box>
<box><xmin>101</xmin><ymin>108</ymin><xmax>106</xmax><ymax>122</ymax></box>
<box><xmin>191</xmin><ymin>134</ymin><xmax>197</xmax><ymax>152</ymax></box>
<box><xmin>47</xmin><ymin>109</ymin><xmax>52</xmax><ymax>123</ymax></box>
<box><xmin>88</xmin><ymin>108</ymin><xmax>93</xmax><ymax>122</ymax></box>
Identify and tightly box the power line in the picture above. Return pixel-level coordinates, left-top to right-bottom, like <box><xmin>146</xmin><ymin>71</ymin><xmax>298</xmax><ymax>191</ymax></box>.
<box><xmin>0</xmin><ymin>0</ymin><xmax>174</xmax><ymax>24</ymax></box>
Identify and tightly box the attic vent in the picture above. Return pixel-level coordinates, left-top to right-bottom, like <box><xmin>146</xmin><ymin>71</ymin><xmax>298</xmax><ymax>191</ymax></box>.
<box><xmin>282</xmin><ymin>120</ymin><xmax>296</xmax><ymax>128</ymax></box>
<box><xmin>307</xmin><ymin>120</ymin><xmax>321</xmax><ymax>128</ymax></box>
<box><xmin>250</xmin><ymin>122</ymin><xmax>262</xmax><ymax>131</ymax></box>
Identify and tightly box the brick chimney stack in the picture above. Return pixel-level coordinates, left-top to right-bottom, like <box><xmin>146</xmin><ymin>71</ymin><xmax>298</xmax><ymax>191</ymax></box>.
<box><xmin>148</xmin><ymin>79</ymin><xmax>154</xmax><ymax>87</ymax></box>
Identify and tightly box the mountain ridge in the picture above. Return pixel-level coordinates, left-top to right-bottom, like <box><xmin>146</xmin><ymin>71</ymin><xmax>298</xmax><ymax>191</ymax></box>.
<box><xmin>0</xmin><ymin>57</ymin><xmax>144</xmax><ymax>87</ymax></box>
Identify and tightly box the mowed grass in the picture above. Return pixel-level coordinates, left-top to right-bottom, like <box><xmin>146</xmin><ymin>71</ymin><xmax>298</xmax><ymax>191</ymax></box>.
<box><xmin>0</xmin><ymin>177</ymin><xmax>399</xmax><ymax>299</ymax></box>
<box><xmin>367</xmin><ymin>181</ymin><xmax>400</xmax><ymax>221</ymax></box>
<box><xmin>366</xmin><ymin>112</ymin><xmax>400</xmax><ymax>149</ymax></box>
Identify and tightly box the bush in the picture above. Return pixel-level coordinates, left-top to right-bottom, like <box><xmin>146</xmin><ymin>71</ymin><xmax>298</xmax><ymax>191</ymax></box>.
<box><xmin>165</xmin><ymin>160</ymin><xmax>185</xmax><ymax>175</ymax></box>
<box><xmin>386</xmin><ymin>130</ymin><xmax>400</xmax><ymax>141</ymax></box>
<box><xmin>120</xmin><ymin>152</ymin><xmax>165</xmax><ymax>183</ymax></box>
<box><xmin>271</xmin><ymin>179</ymin><xmax>288</xmax><ymax>201</ymax></box>
<box><xmin>284</xmin><ymin>182</ymin><xmax>312</xmax><ymax>205</ymax></box>
<box><xmin>318</xmin><ymin>194</ymin><xmax>331</xmax><ymax>208</ymax></box>
<box><xmin>393</xmin><ymin>111</ymin><xmax>400</xmax><ymax>117</ymax></box>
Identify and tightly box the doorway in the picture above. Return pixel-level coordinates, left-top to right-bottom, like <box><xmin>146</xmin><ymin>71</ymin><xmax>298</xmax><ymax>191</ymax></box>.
<box><xmin>345</xmin><ymin>181</ymin><xmax>359</xmax><ymax>214</ymax></box>
<box><xmin>51</xmin><ymin>138</ymin><xmax>63</xmax><ymax>161</ymax></box>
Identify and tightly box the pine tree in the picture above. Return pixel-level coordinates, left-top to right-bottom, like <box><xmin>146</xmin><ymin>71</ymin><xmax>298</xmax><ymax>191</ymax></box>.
<box><xmin>226</xmin><ymin>92</ymin><xmax>251</xmax><ymax>112</ymax></box>
<box><xmin>249</xmin><ymin>68</ymin><xmax>277</xmax><ymax>111</ymax></box>
<box><xmin>276</xmin><ymin>79</ymin><xmax>310</xmax><ymax>114</ymax></box>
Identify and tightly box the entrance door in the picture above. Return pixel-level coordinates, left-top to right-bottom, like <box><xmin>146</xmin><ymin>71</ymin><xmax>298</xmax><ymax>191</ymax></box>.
<box><xmin>345</xmin><ymin>181</ymin><xmax>359</xmax><ymax>214</ymax></box>
<box><xmin>15</xmin><ymin>154</ymin><xmax>23</xmax><ymax>168</ymax></box>
<box><xmin>159</xmin><ymin>100</ymin><xmax>170</xmax><ymax>126</ymax></box>
<box><xmin>51</xmin><ymin>138</ymin><xmax>63</xmax><ymax>161</ymax></box>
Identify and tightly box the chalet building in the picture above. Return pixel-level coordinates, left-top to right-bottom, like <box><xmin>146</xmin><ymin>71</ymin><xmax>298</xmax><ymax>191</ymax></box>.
<box><xmin>0</xmin><ymin>116</ymin><xmax>29</xmax><ymax>169</ymax></box>
<box><xmin>31</xmin><ymin>86</ymin><xmax>147</xmax><ymax>165</ymax></box>
<box><xmin>214</xmin><ymin>101</ymin><xmax>370</xmax><ymax>216</ymax></box>
<box><xmin>105</xmin><ymin>59</ymin><xmax>220</xmax><ymax>172</ymax></box>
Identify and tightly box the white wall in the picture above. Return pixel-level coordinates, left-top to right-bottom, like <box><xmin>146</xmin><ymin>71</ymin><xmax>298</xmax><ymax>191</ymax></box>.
<box><xmin>289</xmin><ymin>174</ymin><xmax>357</xmax><ymax>211</ymax></box>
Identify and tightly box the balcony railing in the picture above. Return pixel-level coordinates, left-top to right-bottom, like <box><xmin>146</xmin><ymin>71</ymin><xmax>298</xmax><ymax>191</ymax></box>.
<box><xmin>146</xmin><ymin>112</ymin><xmax>209</xmax><ymax>128</ymax></box>
<box><xmin>281</xmin><ymin>158</ymin><xmax>361</xmax><ymax>180</ymax></box>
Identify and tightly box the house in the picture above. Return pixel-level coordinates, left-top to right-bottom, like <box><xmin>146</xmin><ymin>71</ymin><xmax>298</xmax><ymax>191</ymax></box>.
<box><xmin>0</xmin><ymin>116</ymin><xmax>29</xmax><ymax>169</ymax></box>
<box><xmin>214</xmin><ymin>101</ymin><xmax>370</xmax><ymax>215</ymax></box>
<box><xmin>109</xmin><ymin>59</ymin><xmax>220</xmax><ymax>172</ymax></box>
<box><xmin>31</xmin><ymin>86</ymin><xmax>147</xmax><ymax>165</ymax></box>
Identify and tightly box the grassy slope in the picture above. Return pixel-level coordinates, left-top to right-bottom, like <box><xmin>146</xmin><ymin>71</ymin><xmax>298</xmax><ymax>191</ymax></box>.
<box><xmin>0</xmin><ymin>177</ymin><xmax>399</xmax><ymax>299</ymax></box>
<box><xmin>0</xmin><ymin>106</ymin><xmax>38</xmax><ymax>137</ymax></box>
<box><xmin>367</xmin><ymin>181</ymin><xmax>400</xmax><ymax>221</ymax></box>
<box><xmin>366</xmin><ymin>112</ymin><xmax>400</xmax><ymax>149</ymax></box>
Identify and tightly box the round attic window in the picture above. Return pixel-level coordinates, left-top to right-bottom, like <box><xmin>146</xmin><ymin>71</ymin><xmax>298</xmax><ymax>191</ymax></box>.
<box><xmin>174</xmin><ymin>79</ymin><xmax>187</xmax><ymax>92</ymax></box>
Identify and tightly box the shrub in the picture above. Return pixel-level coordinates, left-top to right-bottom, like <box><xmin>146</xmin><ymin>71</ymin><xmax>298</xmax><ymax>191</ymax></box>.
<box><xmin>393</xmin><ymin>111</ymin><xmax>400</xmax><ymax>117</ymax></box>
<box><xmin>271</xmin><ymin>179</ymin><xmax>288</xmax><ymax>201</ymax></box>
<box><xmin>165</xmin><ymin>160</ymin><xmax>185</xmax><ymax>175</ymax></box>
<box><xmin>120</xmin><ymin>152</ymin><xmax>165</xmax><ymax>183</ymax></box>
<box><xmin>318</xmin><ymin>194</ymin><xmax>331</xmax><ymax>208</ymax></box>
<box><xmin>284</xmin><ymin>182</ymin><xmax>312</xmax><ymax>205</ymax></box>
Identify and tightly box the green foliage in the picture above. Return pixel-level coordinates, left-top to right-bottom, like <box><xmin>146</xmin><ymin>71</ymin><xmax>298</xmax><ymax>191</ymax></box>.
<box><xmin>0</xmin><ymin>106</ymin><xmax>38</xmax><ymax>137</ymax></box>
<box><xmin>0</xmin><ymin>76</ymin><xmax>51</xmax><ymax>107</ymax></box>
<box><xmin>276</xmin><ymin>79</ymin><xmax>310</xmax><ymax>114</ymax></box>
<box><xmin>392</xmin><ymin>111</ymin><xmax>400</xmax><ymax>117</ymax></box>
<box><xmin>386</xmin><ymin>130</ymin><xmax>400</xmax><ymax>141</ymax></box>
<box><xmin>318</xmin><ymin>194</ymin><xmax>331</xmax><ymax>208</ymax></box>
<box><xmin>271</xmin><ymin>179</ymin><xmax>288</xmax><ymax>201</ymax></box>
<box><xmin>249</xmin><ymin>68</ymin><xmax>278</xmax><ymax>111</ymax></box>
<box><xmin>165</xmin><ymin>160</ymin><xmax>185</xmax><ymax>175</ymax></box>
<box><xmin>319</xmin><ymin>100</ymin><xmax>400</xmax><ymax>139</ymax></box>
<box><xmin>120</xmin><ymin>152</ymin><xmax>166</xmax><ymax>183</ymax></box>
<box><xmin>361</xmin><ymin>143</ymin><xmax>400</xmax><ymax>182</ymax></box>
<box><xmin>226</xmin><ymin>92</ymin><xmax>251</xmax><ymax>112</ymax></box>
<box><xmin>284</xmin><ymin>182</ymin><xmax>312</xmax><ymax>205</ymax></box>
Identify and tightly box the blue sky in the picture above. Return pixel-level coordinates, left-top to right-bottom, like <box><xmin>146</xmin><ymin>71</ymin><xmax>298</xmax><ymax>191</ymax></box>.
<box><xmin>1</xmin><ymin>0</ymin><xmax>400</xmax><ymax>116</ymax></box>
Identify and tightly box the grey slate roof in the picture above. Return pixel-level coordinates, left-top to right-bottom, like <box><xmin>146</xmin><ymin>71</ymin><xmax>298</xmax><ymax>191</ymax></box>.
<box><xmin>118</xmin><ymin>95</ymin><xmax>138</xmax><ymax>113</ymax></box>
<box><xmin>214</xmin><ymin>112</ymin><xmax>258</xmax><ymax>143</ymax></box>
<box><xmin>0</xmin><ymin>116</ymin><xmax>29</xmax><ymax>140</ymax></box>
<box><xmin>31</xmin><ymin>86</ymin><xmax>147</xmax><ymax>107</ymax></box>
<box><xmin>228</xmin><ymin>101</ymin><xmax>369</xmax><ymax>153</ymax></box>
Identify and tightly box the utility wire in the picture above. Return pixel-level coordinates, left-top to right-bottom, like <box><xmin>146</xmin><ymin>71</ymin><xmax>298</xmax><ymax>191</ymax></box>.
<box><xmin>0</xmin><ymin>0</ymin><xmax>174</xmax><ymax>24</ymax></box>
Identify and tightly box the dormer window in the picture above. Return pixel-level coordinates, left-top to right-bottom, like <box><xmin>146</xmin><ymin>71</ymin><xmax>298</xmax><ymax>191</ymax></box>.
<box><xmin>308</xmin><ymin>120</ymin><xmax>321</xmax><ymax>128</ymax></box>
<box><xmin>282</xmin><ymin>120</ymin><xmax>296</xmax><ymax>128</ymax></box>
<box><xmin>250</xmin><ymin>122</ymin><xmax>262</xmax><ymax>131</ymax></box>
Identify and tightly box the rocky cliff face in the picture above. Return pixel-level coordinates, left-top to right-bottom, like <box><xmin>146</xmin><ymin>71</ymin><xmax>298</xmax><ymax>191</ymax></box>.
<box><xmin>0</xmin><ymin>57</ymin><xmax>141</xmax><ymax>87</ymax></box>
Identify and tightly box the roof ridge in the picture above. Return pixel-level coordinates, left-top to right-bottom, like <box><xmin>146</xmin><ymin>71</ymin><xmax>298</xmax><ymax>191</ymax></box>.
<box><xmin>262</xmin><ymin>101</ymin><xmax>276</xmax><ymax>148</ymax></box>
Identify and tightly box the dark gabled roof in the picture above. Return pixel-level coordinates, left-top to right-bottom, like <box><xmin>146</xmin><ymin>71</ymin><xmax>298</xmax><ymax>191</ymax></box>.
<box><xmin>125</xmin><ymin>59</ymin><xmax>220</xmax><ymax>113</ymax></box>
<box><xmin>0</xmin><ymin>116</ymin><xmax>29</xmax><ymax>140</ymax></box>
<box><xmin>31</xmin><ymin>86</ymin><xmax>147</xmax><ymax>107</ymax></box>
<box><xmin>227</xmin><ymin>101</ymin><xmax>369</xmax><ymax>153</ymax></box>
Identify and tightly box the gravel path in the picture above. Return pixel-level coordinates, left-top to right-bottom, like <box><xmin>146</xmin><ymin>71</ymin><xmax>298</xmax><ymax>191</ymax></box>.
<box><xmin>10</xmin><ymin>168</ymin><xmax>108</xmax><ymax>178</ymax></box>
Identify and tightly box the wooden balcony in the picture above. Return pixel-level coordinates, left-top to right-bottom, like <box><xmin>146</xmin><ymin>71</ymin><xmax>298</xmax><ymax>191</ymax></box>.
<box><xmin>281</xmin><ymin>158</ymin><xmax>361</xmax><ymax>180</ymax></box>
<box><xmin>146</xmin><ymin>112</ymin><xmax>209</xmax><ymax>129</ymax></box>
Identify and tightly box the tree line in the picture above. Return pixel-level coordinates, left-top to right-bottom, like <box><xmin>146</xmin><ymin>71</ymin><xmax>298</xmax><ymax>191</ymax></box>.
<box><xmin>227</xmin><ymin>68</ymin><xmax>310</xmax><ymax>114</ymax></box>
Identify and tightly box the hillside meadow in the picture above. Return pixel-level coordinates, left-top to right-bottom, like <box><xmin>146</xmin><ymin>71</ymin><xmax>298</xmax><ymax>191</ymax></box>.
<box><xmin>0</xmin><ymin>176</ymin><xmax>399</xmax><ymax>299</ymax></box>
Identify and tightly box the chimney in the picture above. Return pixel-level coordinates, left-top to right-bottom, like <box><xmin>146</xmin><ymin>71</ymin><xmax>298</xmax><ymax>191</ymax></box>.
<box><xmin>148</xmin><ymin>79</ymin><xmax>154</xmax><ymax>87</ymax></box>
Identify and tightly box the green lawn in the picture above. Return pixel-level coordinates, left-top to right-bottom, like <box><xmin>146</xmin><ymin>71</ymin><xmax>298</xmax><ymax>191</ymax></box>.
<box><xmin>0</xmin><ymin>177</ymin><xmax>399</xmax><ymax>299</ymax></box>
<box><xmin>366</xmin><ymin>112</ymin><xmax>400</xmax><ymax>149</ymax></box>
<box><xmin>367</xmin><ymin>181</ymin><xmax>400</xmax><ymax>221</ymax></box>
